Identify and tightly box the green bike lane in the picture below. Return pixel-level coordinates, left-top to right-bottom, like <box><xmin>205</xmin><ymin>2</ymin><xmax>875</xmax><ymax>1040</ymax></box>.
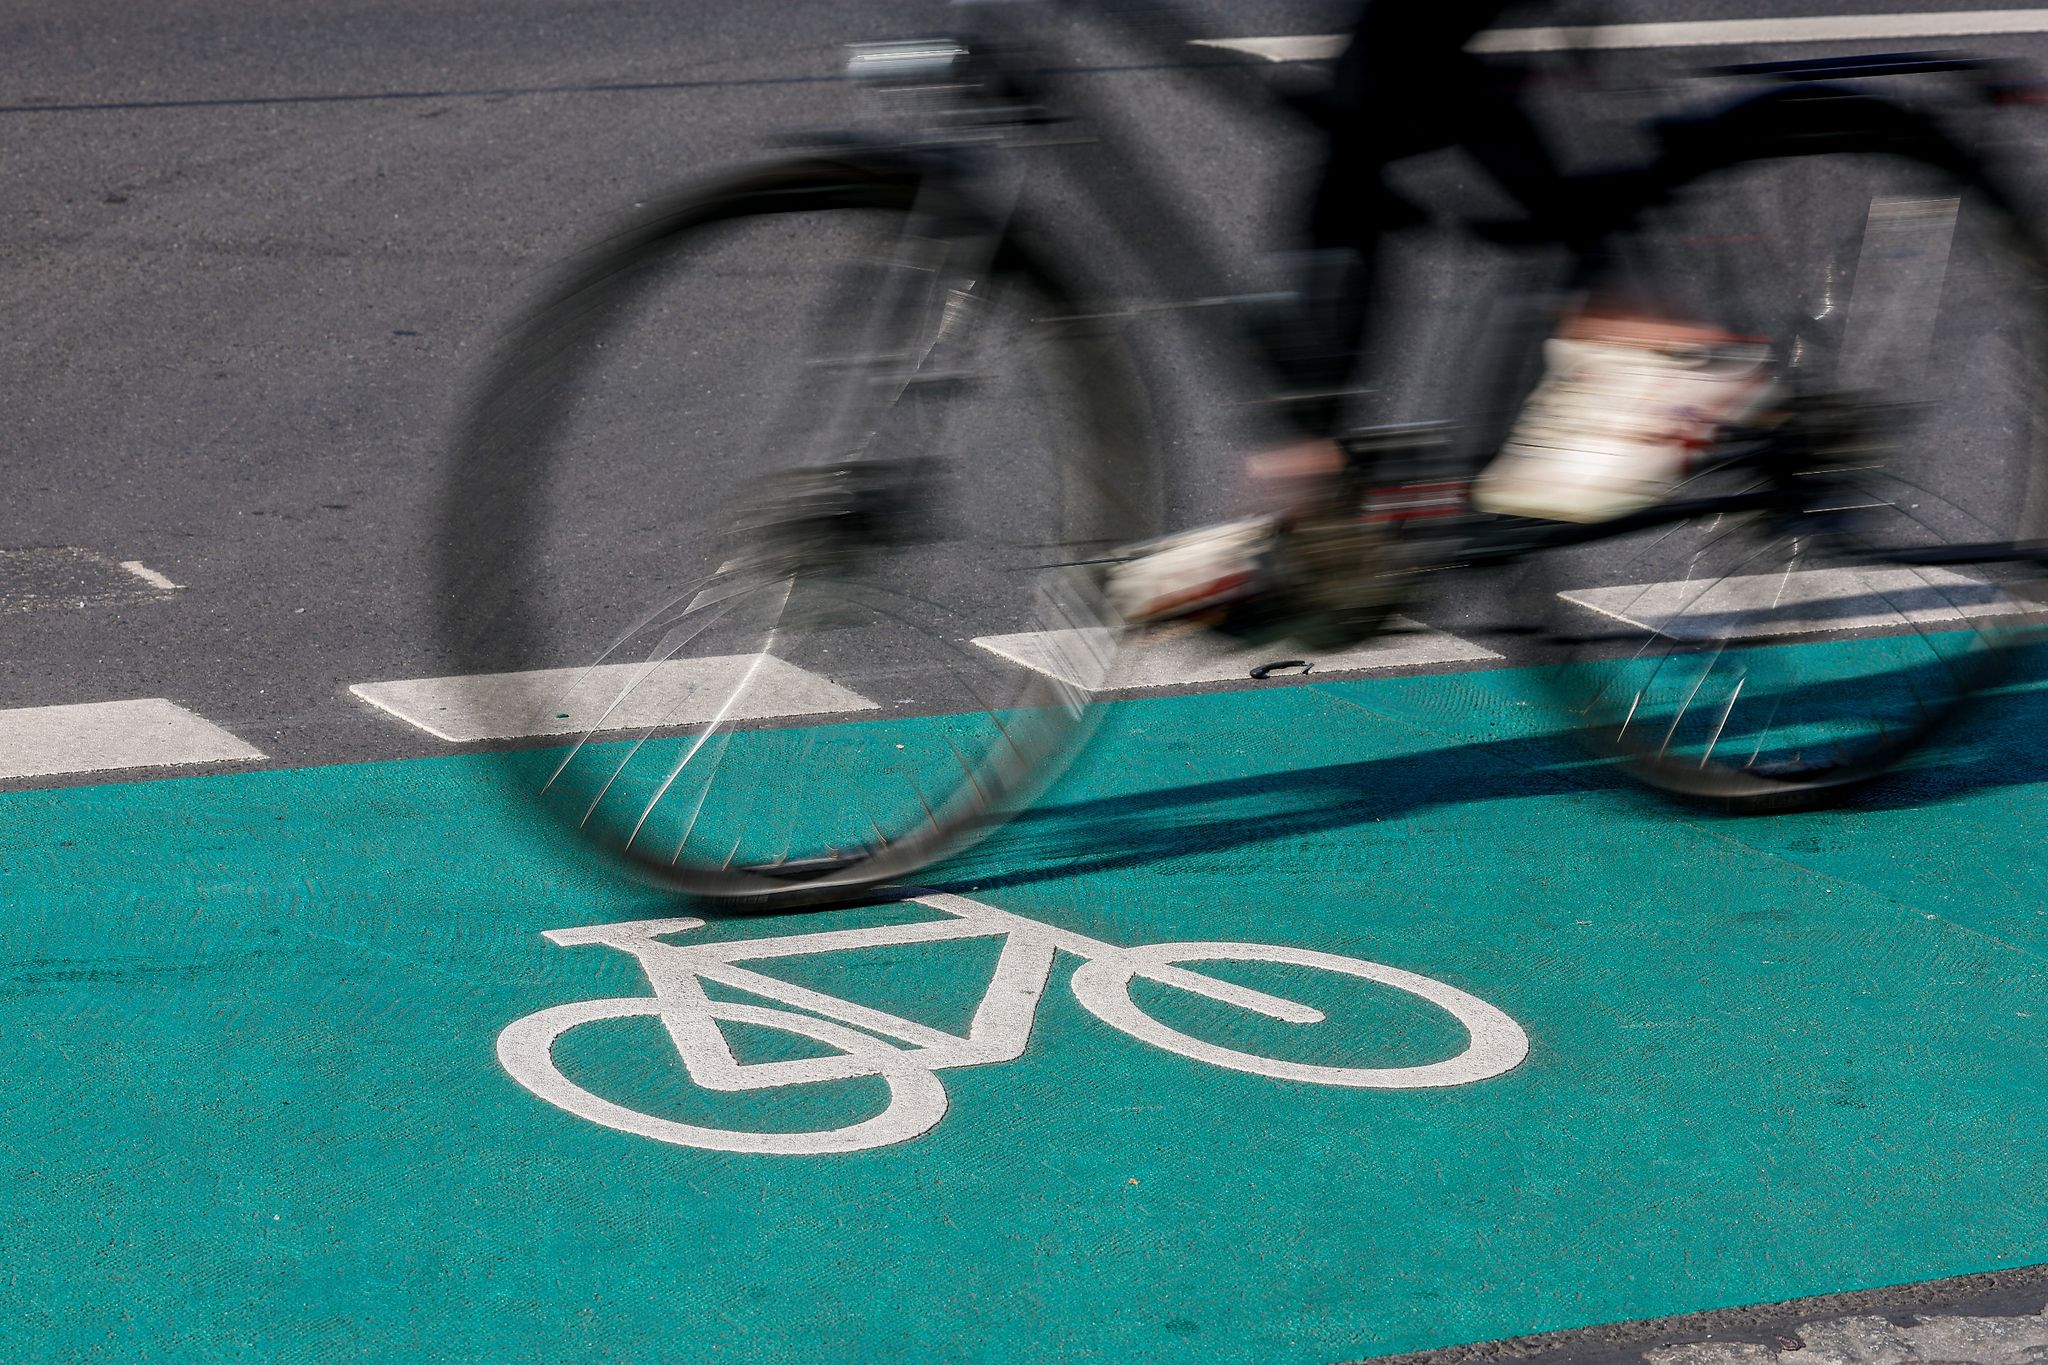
<box><xmin>5</xmin><ymin>651</ymin><xmax>2044</xmax><ymax>1362</ymax></box>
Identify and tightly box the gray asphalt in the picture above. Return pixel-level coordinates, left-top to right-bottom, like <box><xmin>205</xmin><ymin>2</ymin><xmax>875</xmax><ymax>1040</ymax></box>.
<box><xmin>1372</xmin><ymin>1262</ymin><xmax>2048</xmax><ymax>1363</ymax></box>
<box><xmin>5</xmin><ymin>0</ymin><xmax>2048</xmax><ymax>1356</ymax></box>
<box><xmin>12</xmin><ymin>0</ymin><xmax>2048</xmax><ymax>784</ymax></box>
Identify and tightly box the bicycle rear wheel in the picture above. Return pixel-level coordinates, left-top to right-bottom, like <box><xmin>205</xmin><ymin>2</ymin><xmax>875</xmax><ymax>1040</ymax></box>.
<box><xmin>443</xmin><ymin>158</ymin><xmax>1158</xmax><ymax>904</ymax></box>
<box><xmin>1529</xmin><ymin>113</ymin><xmax>2048</xmax><ymax>806</ymax></box>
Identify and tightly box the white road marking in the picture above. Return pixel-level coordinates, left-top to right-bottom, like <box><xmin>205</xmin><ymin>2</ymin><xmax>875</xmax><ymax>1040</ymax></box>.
<box><xmin>0</xmin><ymin>699</ymin><xmax>264</xmax><ymax>781</ymax></box>
<box><xmin>119</xmin><ymin>561</ymin><xmax>181</xmax><ymax>591</ymax></box>
<box><xmin>1193</xmin><ymin>8</ymin><xmax>2048</xmax><ymax>61</ymax></box>
<box><xmin>1</xmin><ymin>545</ymin><xmax>174</xmax><ymax>612</ymax></box>
<box><xmin>501</xmin><ymin>895</ymin><xmax>1528</xmax><ymax>1154</ymax></box>
<box><xmin>974</xmin><ymin>618</ymin><xmax>1499</xmax><ymax>690</ymax></box>
<box><xmin>1558</xmin><ymin>566</ymin><xmax>2026</xmax><ymax>640</ymax></box>
<box><xmin>350</xmin><ymin>658</ymin><xmax>879</xmax><ymax>743</ymax></box>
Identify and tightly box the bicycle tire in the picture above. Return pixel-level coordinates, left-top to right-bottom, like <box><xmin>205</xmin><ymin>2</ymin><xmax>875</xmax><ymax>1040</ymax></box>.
<box><xmin>1526</xmin><ymin>98</ymin><xmax>2048</xmax><ymax>808</ymax></box>
<box><xmin>1067</xmin><ymin>941</ymin><xmax>1529</xmax><ymax>1088</ymax></box>
<box><xmin>443</xmin><ymin>156</ymin><xmax>1159</xmax><ymax>905</ymax></box>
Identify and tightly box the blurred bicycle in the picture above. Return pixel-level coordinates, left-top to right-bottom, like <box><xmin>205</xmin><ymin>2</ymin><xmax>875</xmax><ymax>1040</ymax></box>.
<box><xmin>444</xmin><ymin>1</ymin><xmax>2048</xmax><ymax>907</ymax></box>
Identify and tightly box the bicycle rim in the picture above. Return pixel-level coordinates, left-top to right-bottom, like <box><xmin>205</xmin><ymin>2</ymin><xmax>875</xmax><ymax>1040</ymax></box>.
<box><xmin>1531</xmin><ymin>138</ymin><xmax>2048</xmax><ymax>806</ymax></box>
<box><xmin>445</xmin><ymin>161</ymin><xmax>1158</xmax><ymax>903</ymax></box>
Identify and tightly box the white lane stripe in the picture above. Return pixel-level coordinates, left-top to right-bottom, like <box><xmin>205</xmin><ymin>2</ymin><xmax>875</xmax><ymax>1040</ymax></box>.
<box><xmin>1558</xmin><ymin>566</ymin><xmax>2027</xmax><ymax>640</ymax></box>
<box><xmin>1189</xmin><ymin>34</ymin><xmax>1347</xmax><ymax>61</ymax></box>
<box><xmin>119</xmin><ymin>561</ymin><xmax>181</xmax><ymax>591</ymax></box>
<box><xmin>1193</xmin><ymin>9</ymin><xmax>2048</xmax><ymax>62</ymax></box>
<box><xmin>975</xmin><ymin>618</ymin><xmax>1499</xmax><ymax>690</ymax></box>
<box><xmin>350</xmin><ymin>657</ymin><xmax>880</xmax><ymax>744</ymax></box>
<box><xmin>0</xmin><ymin>699</ymin><xmax>264</xmax><ymax>781</ymax></box>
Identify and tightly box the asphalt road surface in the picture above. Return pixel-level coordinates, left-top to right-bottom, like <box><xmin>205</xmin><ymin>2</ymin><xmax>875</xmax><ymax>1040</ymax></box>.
<box><xmin>9</xmin><ymin>0</ymin><xmax>2048</xmax><ymax>779</ymax></box>
<box><xmin>5</xmin><ymin>3</ymin><xmax>2046</xmax><ymax>1362</ymax></box>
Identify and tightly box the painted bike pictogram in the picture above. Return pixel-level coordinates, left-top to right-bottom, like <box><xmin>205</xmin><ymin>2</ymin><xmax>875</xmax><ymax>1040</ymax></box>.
<box><xmin>497</xmin><ymin>893</ymin><xmax>1530</xmax><ymax>1155</ymax></box>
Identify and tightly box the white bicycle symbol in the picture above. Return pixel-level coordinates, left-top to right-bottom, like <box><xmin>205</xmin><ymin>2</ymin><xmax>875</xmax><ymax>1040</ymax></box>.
<box><xmin>497</xmin><ymin>893</ymin><xmax>1530</xmax><ymax>1155</ymax></box>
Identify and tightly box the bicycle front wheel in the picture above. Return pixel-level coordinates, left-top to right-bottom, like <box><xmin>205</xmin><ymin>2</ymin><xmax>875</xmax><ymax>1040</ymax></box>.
<box><xmin>1530</xmin><ymin>112</ymin><xmax>2048</xmax><ymax>806</ymax></box>
<box><xmin>443</xmin><ymin>158</ymin><xmax>1159</xmax><ymax>905</ymax></box>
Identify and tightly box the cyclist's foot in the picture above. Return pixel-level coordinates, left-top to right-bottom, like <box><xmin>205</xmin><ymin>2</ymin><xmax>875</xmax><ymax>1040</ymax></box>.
<box><xmin>1106</xmin><ymin>438</ymin><xmax>1348</xmax><ymax>628</ymax></box>
<box><xmin>1471</xmin><ymin>323</ymin><xmax>1780</xmax><ymax>523</ymax></box>
<box><xmin>1105</xmin><ymin>516</ymin><xmax>1279</xmax><ymax>627</ymax></box>
<box><xmin>1107</xmin><ymin>513</ymin><xmax>1396</xmax><ymax>652</ymax></box>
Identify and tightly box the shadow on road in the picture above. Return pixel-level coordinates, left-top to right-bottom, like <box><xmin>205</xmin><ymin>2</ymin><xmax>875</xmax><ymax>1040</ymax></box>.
<box><xmin>924</xmin><ymin>667</ymin><xmax>2048</xmax><ymax>894</ymax></box>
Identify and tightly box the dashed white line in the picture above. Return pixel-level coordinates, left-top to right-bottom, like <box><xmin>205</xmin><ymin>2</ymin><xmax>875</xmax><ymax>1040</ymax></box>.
<box><xmin>0</xmin><ymin>699</ymin><xmax>264</xmax><ymax>781</ymax></box>
<box><xmin>1192</xmin><ymin>8</ymin><xmax>2048</xmax><ymax>62</ymax></box>
<box><xmin>350</xmin><ymin>658</ymin><xmax>879</xmax><ymax>744</ymax></box>
<box><xmin>974</xmin><ymin>618</ymin><xmax>1499</xmax><ymax>690</ymax></box>
<box><xmin>1557</xmin><ymin>566</ymin><xmax>2026</xmax><ymax>640</ymax></box>
<box><xmin>119</xmin><ymin>561</ymin><xmax>181</xmax><ymax>591</ymax></box>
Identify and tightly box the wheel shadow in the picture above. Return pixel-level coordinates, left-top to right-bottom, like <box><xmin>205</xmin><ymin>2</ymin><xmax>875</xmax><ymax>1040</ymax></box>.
<box><xmin>927</xmin><ymin>664</ymin><xmax>2048</xmax><ymax>893</ymax></box>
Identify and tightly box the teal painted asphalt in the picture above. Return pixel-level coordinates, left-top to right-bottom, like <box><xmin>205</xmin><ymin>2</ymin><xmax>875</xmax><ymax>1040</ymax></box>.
<box><xmin>4</xmin><ymin>650</ymin><xmax>2044</xmax><ymax>1362</ymax></box>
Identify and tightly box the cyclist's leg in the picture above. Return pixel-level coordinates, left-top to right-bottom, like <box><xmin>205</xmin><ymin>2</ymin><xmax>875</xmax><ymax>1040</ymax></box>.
<box><xmin>1448</xmin><ymin>44</ymin><xmax>1793</xmax><ymax>523</ymax></box>
<box><xmin>1110</xmin><ymin>0</ymin><xmax>1534</xmax><ymax>635</ymax></box>
<box><xmin>1266</xmin><ymin>0</ymin><xmax>1548</xmax><ymax>417</ymax></box>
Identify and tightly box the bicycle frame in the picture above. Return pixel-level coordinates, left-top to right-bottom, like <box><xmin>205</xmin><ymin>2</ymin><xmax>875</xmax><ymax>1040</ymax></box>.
<box><xmin>444</xmin><ymin>2</ymin><xmax>2048</xmax><ymax>913</ymax></box>
<box><xmin>849</xmin><ymin>5</ymin><xmax>2039</xmax><ymax>501</ymax></box>
<box><xmin>852</xmin><ymin>1</ymin><xmax>1298</xmax><ymax>319</ymax></box>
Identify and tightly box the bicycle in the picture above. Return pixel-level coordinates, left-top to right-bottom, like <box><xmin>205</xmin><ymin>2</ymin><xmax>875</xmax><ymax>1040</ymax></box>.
<box><xmin>442</xmin><ymin>3</ymin><xmax>2048</xmax><ymax>908</ymax></box>
<box><xmin>495</xmin><ymin>891</ymin><xmax>1530</xmax><ymax>1155</ymax></box>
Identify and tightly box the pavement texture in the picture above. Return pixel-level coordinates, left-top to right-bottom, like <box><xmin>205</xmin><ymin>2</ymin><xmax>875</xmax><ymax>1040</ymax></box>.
<box><xmin>8</xmin><ymin>2</ymin><xmax>2048</xmax><ymax>1359</ymax></box>
<box><xmin>6</xmin><ymin>647</ymin><xmax>2043</xmax><ymax>1362</ymax></box>
<box><xmin>1648</xmin><ymin>1309</ymin><xmax>2048</xmax><ymax>1364</ymax></box>
<box><xmin>1377</xmin><ymin>1264</ymin><xmax>2048</xmax><ymax>1361</ymax></box>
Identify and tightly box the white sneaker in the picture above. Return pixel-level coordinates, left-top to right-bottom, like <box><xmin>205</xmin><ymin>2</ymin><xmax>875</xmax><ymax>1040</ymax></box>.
<box><xmin>1105</xmin><ymin>516</ymin><xmax>1277</xmax><ymax>625</ymax></box>
<box><xmin>1471</xmin><ymin>335</ymin><xmax>1779</xmax><ymax>523</ymax></box>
